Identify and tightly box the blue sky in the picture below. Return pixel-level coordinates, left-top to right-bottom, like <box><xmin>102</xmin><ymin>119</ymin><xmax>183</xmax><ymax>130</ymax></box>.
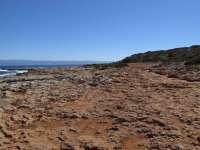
<box><xmin>0</xmin><ymin>0</ymin><xmax>200</xmax><ymax>61</ymax></box>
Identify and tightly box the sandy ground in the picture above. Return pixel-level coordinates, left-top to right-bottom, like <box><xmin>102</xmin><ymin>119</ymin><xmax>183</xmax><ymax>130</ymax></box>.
<box><xmin>0</xmin><ymin>63</ymin><xmax>199</xmax><ymax>150</ymax></box>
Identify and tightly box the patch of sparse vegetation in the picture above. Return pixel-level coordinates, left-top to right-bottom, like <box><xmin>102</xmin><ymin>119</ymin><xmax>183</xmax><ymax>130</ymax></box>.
<box><xmin>121</xmin><ymin>45</ymin><xmax>200</xmax><ymax>65</ymax></box>
<box><xmin>85</xmin><ymin>62</ymin><xmax>128</xmax><ymax>69</ymax></box>
<box><xmin>87</xmin><ymin>45</ymin><xmax>200</xmax><ymax>69</ymax></box>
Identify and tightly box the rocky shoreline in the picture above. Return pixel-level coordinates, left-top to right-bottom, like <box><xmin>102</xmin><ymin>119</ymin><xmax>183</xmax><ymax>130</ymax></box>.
<box><xmin>0</xmin><ymin>63</ymin><xmax>199</xmax><ymax>150</ymax></box>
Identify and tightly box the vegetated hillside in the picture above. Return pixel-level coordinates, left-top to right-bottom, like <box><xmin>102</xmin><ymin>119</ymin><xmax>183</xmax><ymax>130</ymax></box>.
<box><xmin>89</xmin><ymin>45</ymin><xmax>200</xmax><ymax>69</ymax></box>
<box><xmin>120</xmin><ymin>45</ymin><xmax>200</xmax><ymax>65</ymax></box>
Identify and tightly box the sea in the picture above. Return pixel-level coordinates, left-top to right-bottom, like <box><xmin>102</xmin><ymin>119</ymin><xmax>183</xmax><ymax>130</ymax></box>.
<box><xmin>0</xmin><ymin>60</ymin><xmax>106</xmax><ymax>77</ymax></box>
<box><xmin>0</xmin><ymin>69</ymin><xmax>28</xmax><ymax>77</ymax></box>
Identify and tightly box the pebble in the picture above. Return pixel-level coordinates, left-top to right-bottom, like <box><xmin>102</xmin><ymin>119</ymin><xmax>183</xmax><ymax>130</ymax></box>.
<box><xmin>197</xmin><ymin>136</ymin><xmax>200</xmax><ymax>143</ymax></box>
<box><xmin>60</xmin><ymin>142</ymin><xmax>74</xmax><ymax>150</ymax></box>
<box><xmin>175</xmin><ymin>144</ymin><xmax>184</xmax><ymax>150</ymax></box>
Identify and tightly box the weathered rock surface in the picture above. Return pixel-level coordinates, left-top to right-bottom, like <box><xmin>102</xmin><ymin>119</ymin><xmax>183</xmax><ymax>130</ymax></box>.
<box><xmin>0</xmin><ymin>63</ymin><xmax>199</xmax><ymax>150</ymax></box>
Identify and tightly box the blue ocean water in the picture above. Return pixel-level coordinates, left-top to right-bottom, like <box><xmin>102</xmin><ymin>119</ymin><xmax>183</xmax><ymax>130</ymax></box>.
<box><xmin>0</xmin><ymin>64</ymin><xmax>79</xmax><ymax>77</ymax></box>
<box><xmin>0</xmin><ymin>60</ymin><xmax>107</xmax><ymax>77</ymax></box>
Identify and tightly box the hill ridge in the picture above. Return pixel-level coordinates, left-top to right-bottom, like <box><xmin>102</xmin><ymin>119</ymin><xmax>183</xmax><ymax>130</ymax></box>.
<box><xmin>121</xmin><ymin>45</ymin><xmax>200</xmax><ymax>65</ymax></box>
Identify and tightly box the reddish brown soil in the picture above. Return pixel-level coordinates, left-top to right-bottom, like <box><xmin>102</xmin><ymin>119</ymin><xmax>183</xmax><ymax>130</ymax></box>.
<box><xmin>0</xmin><ymin>63</ymin><xmax>199</xmax><ymax>150</ymax></box>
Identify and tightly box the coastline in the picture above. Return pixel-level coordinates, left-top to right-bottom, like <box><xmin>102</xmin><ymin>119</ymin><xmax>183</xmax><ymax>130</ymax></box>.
<box><xmin>0</xmin><ymin>69</ymin><xmax>28</xmax><ymax>77</ymax></box>
<box><xmin>0</xmin><ymin>63</ymin><xmax>199</xmax><ymax>149</ymax></box>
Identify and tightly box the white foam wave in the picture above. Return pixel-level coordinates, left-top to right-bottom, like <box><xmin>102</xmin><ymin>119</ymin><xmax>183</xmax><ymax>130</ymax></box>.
<box><xmin>0</xmin><ymin>69</ymin><xmax>28</xmax><ymax>77</ymax></box>
<box><xmin>0</xmin><ymin>69</ymin><xmax>9</xmax><ymax>72</ymax></box>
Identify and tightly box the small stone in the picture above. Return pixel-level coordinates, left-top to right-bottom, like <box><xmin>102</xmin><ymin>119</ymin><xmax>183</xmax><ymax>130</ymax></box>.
<box><xmin>109</xmin><ymin>127</ymin><xmax>119</xmax><ymax>131</ymax></box>
<box><xmin>60</xmin><ymin>142</ymin><xmax>74</xmax><ymax>150</ymax></box>
<box><xmin>62</xmin><ymin>112</ymin><xmax>79</xmax><ymax>119</ymax></box>
<box><xmin>78</xmin><ymin>78</ymin><xmax>85</xmax><ymax>84</ymax></box>
<box><xmin>16</xmin><ymin>145</ymin><xmax>21</xmax><ymax>150</ymax></box>
<box><xmin>112</xmin><ymin>78</ymin><xmax>121</xmax><ymax>83</ymax></box>
<box><xmin>197</xmin><ymin>136</ymin><xmax>200</xmax><ymax>143</ymax></box>
<box><xmin>1</xmin><ymin>128</ymin><xmax>13</xmax><ymax>138</ymax></box>
<box><xmin>0</xmin><ymin>108</ymin><xmax>4</xmax><ymax>113</ymax></box>
<box><xmin>69</xmin><ymin>128</ymin><xmax>77</xmax><ymax>132</ymax></box>
<box><xmin>88</xmin><ymin>81</ymin><xmax>98</xmax><ymax>87</ymax></box>
<box><xmin>152</xmin><ymin>118</ymin><xmax>166</xmax><ymax>127</ymax></box>
<box><xmin>57</xmin><ymin>136</ymin><xmax>64</xmax><ymax>141</ymax></box>
<box><xmin>175</xmin><ymin>144</ymin><xmax>184</xmax><ymax>150</ymax></box>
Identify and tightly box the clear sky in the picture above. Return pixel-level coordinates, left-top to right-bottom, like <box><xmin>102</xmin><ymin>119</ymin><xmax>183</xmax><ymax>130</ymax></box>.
<box><xmin>0</xmin><ymin>0</ymin><xmax>200</xmax><ymax>61</ymax></box>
